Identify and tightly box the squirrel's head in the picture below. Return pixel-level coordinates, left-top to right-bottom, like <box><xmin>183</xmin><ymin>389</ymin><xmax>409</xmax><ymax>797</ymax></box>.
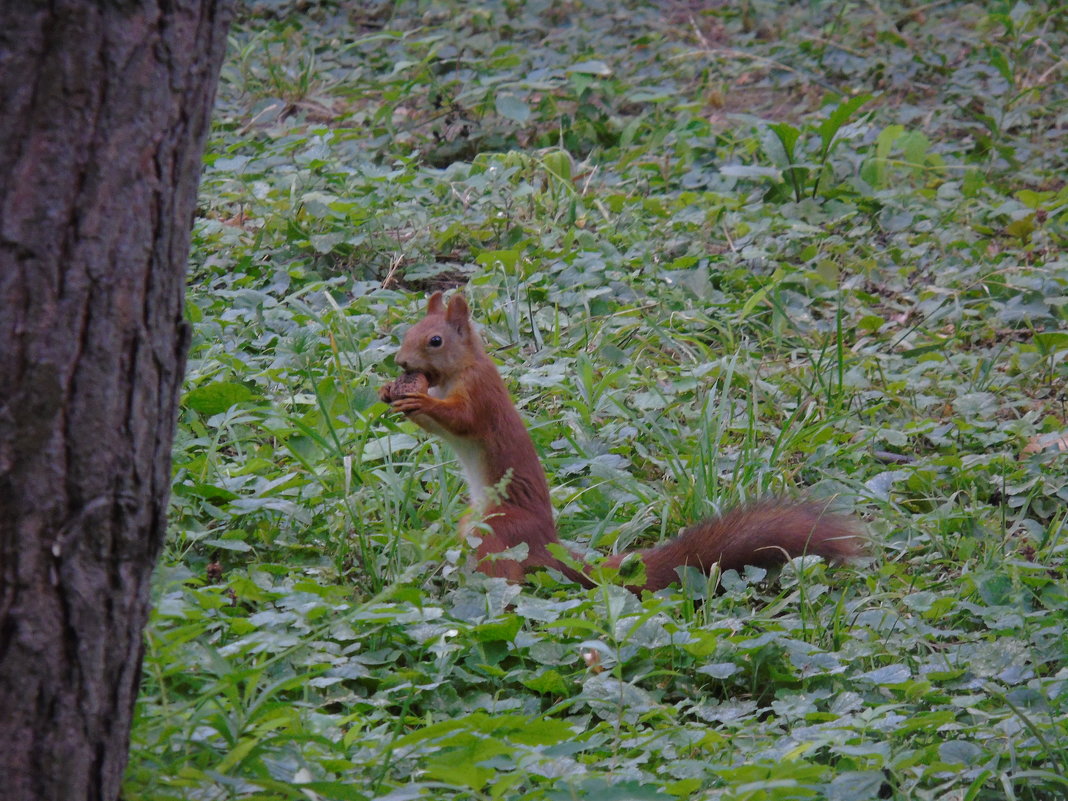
<box><xmin>395</xmin><ymin>291</ymin><xmax>482</xmax><ymax>385</ymax></box>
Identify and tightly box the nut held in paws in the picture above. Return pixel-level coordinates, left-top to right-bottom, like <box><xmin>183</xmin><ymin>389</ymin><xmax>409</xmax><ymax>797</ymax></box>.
<box><xmin>385</xmin><ymin>371</ymin><xmax>429</xmax><ymax>402</ymax></box>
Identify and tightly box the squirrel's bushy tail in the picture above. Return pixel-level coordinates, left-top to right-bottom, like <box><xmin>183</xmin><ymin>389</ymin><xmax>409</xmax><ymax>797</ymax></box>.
<box><xmin>606</xmin><ymin>501</ymin><xmax>862</xmax><ymax>593</ymax></box>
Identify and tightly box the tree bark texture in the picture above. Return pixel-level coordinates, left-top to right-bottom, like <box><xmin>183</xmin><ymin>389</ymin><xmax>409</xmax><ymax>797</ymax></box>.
<box><xmin>0</xmin><ymin>2</ymin><xmax>232</xmax><ymax>799</ymax></box>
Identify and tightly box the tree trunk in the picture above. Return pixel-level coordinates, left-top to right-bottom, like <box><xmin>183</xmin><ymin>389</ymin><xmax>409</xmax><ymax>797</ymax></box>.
<box><xmin>0</xmin><ymin>2</ymin><xmax>232</xmax><ymax>799</ymax></box>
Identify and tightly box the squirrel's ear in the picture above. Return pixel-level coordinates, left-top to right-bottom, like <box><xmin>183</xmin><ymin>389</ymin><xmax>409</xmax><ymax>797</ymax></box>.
<box><xmin>426</xmin><ymin>291</ymin><xmax>445</xmax><ymax>315</ymax></box>
<box><xmin>445</xmin><ymin>293</ymin><xmax>470</xmax><ymax>328</ymax></box>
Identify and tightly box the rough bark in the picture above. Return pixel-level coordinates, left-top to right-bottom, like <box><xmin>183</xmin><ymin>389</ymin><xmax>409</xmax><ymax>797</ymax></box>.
<box><xmin>0</xmin><ymin>2</ymin><xmax>232</xmax><ymax>799</ymax></box>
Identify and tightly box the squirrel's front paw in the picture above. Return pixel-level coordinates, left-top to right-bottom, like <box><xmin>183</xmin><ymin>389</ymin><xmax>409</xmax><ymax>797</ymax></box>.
<box><xmin>391</xmin><ymin>392</ymin><xmax>435</xmax><ymax>416</ymax></box>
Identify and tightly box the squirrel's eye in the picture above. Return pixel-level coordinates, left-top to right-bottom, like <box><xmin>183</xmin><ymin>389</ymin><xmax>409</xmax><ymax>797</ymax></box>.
<box><xmin>428</xmin><ymin>335</ymin><xmax>443</xmax><ymax>347</ymax></box>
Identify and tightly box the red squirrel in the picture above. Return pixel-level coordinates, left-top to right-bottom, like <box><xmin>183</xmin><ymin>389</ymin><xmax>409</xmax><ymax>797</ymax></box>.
<box><xmin>381</xmin><ymin>292</ymin><xmax>862</xmax><ymax>592</ymax></box>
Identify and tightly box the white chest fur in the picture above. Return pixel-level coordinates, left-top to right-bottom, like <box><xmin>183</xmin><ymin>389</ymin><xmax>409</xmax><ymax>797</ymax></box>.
<box><xmin>425</xmin><ymin>385</ymin><xmax>489</xmax><ymax>507</ymax></box>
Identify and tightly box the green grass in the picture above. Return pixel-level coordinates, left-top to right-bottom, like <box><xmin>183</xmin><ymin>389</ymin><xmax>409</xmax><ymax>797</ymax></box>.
<box><xmin>127</xmin><ymin>1</ymin><xmax>1068</xmax><ymax>799</ymax></box>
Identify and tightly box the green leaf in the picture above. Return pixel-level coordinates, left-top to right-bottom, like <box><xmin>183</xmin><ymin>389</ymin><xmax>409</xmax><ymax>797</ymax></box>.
<box><xmin>494</xmin><ymin>92</ymin><xmax>531</xmax><ymax>123</ymax></box>
<box><xmin>309</xmin><ymin>231</ymin><xmax>346</xmax><ymax>253</ymax></box>
<box><xmin>871</xmin><ymin>124</ymin><xmax>904</xmax><ymax>188</ymax></box>
<box><xmin>471</xmin><ymin>615</ymin><xmax>522</xmax><ymax>642</ymax></box>
<box><xmin>1034</xmin><ymin>331</ymin><xmax>1068</xmax><ymax>353</ymax></box>
<box><xmin>828</xmin><ymin>771</ymin><xmax>888</xmax><ymax>801</ymax></box>
<box><xmin>738</xmin><ymin>267</ymin><xmax>786</xmax><ymax>319</ymax></box>
<box><xmin>767</xmin><ymin>121</ymin><xmax>800</xmax><ymax>162</ymax></box>
<box><xmin>183</xmin><ymin>381</ymin><xmax>254</xmax><ymax>416</ymax></box>
<box><xmin>696</xmin><ymin>662</ymin><xmax>739</xmax><ymax>679</ymax></box>
<box><xmin>939</xmin><ymin>740</ymin><xmax>984</xmax><ymax>765</ymax></box>
<box><xmin>818</xmin><ymin>94</ymin><xmax>871</xmax><ymax>154</ymax></box>
<box><xmin>1004</xmin><ymin>213</ymin><xmax>1035</xmax><ymax>241</ymax></box>
<box><xmin>522</xmin><ymin>669</ymin><xmax>572</xmax><ymax>696</ymax></box>
<box><xmin>616</xmin><ymin>551</ymin><xmax>647</xmax><ymax>586</ymax></box>
<box><xmin>900</xmin><ymin>131</ymin><xmax>931</xmax><ymax>165</ymax></box>
<box><xmin>541</xmin><ymin>149</ymin><xmax>573</xmax><ymax>182</ymax></box>
<box><xmin>719</xmin><ymin>164</ymin><xmax>783</xmax><ymax>181</ymax></box>
<box><xmin>202</xmin><ymin>538</ymin><xmax>252</xmax><ymax>552</ymax></box>
<box><xmin>858</xmin><ymin>664</ymin><xmax>911</xmax><ymax>684</ymax></box>
<box><xmin>987</xmin><ymin>46</ymin><xmax>1014</xmax><ymax>85</ymax></box>
<box><xmin>567</xmin><ymin>59</ymin><xmax>612</xmax><ymax>76</ymax></box>
<box><xmin>476</xmin><ymin>248</ymin><xmax>521</xmax><ymax>269</ymax></box>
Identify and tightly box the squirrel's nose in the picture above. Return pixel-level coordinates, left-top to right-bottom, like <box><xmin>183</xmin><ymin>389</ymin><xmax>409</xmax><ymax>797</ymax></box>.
<box><xmin>396</xmin><ymin>356</ymin><xmax>410</xmax><ymax>371</ymax></box>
